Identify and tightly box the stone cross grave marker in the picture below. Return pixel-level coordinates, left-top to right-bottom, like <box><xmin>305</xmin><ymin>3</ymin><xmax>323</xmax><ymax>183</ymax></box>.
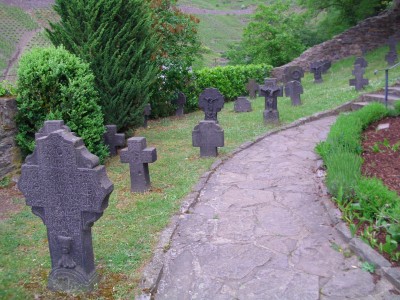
<box><xmin>285</xmin><ymin>80</ymin><xmax>303</xmax><ymax>106</ymax></box>
<box><xmin>259</xmin><ymin>78</ymin><xmax>283</xmax><ymax>124</ymax></box>
<box><xmin>349</xmin><ymin>64</ymin><xmax>369</xmax><ymax>91</ymax></box>
<box><xmin>198</xmin><ymin>88</ymin><xmax>224</xmax><ymax>123</ymax></box>
<box><xmin>175</xmin><ymin>92</ymin><xmax>186</xmax><ymax>117</ymax></box>
<box><xmin>246</xmin><ymin>79</ymin><xmax>259</xmax><ymax>99</ymax></box>
<box><xmin>386</xmin><ymin>36</ymin><xmax>398</xmax><ymax>66</ymax></box>
<box><xmin>234</xmin><ymin>96</ymin><xmax>252</xmax><ymax>112</ymax></box>
<box><xmin>284</xmin><ymin>66</ymin><xmax>304</xmax><ymax>83</ymax></box>
<box><xmin>192</xmin><ymin>120</ymin><xmax>224</xmax><ymax>157</ymax></box>
<box><xmin>120</xmin><ymin>137</ymin><xmax>157</xmax><ymax>193</ymax></box>
<box><xmin>354</xmin><ymin>56</ymin><xmax>368</xmax><ymax>68</ymax></box>
<box><xmin>321</xmin><ymin>60</ymin><xmax>331</xmax><ymax>74</ymax></box>
<box><xmin>143</xmin><ymin>103</ymin><xmax>151</xmax><ymax>128</ymax></box>
<box><xmin>104</xmin><ymin>125</ymin><xmax>125</xmax><ymax>156</ymax></box>
<box><xmin>310</xmin><ymin>61</ymin><xmax>324</xmax><ymax>83</ymax></box>
<box><xmin>18</xmin><ymin>120</ymin><xmax>114</xmax><ymax>292</ymax></box>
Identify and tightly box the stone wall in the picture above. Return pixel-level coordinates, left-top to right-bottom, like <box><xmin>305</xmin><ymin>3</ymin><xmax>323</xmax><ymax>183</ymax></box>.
<box><xmin>272</xmin><ymin>4</ymin><xmax>400</xmax><ymax>81</ymax></box>
<box><xmin>0</xmin><ymin>97</ymin><xmax>20</xmax><ymax>179</ymax></box>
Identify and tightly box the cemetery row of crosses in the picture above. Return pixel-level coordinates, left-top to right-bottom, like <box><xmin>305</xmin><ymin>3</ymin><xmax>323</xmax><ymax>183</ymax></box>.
<box><xmin>17</xmin><ymin>35</ymin><xmax>399</xmax><ymax>293</ymax></box>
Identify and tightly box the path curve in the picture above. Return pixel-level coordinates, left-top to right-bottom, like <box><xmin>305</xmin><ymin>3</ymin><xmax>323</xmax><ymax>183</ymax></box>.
<box><xmin>147</xmin><ymin>116</ymin><xmax>399</xmax><ymax>299</ymax></box>
<box><xmin>3</xmin><ymin>28</ymin><xmax>42</xmax><ymax>79</ymax></box>
<box><xmin>178</xmin><ymin>5</ymin><xmax>256</xmax><ymax>15</ymax></box>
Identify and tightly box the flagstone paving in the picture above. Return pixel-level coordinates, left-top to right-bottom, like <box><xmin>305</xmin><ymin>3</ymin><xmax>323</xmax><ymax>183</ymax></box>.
<box><xmin>153</xmin><ymin>116</ymin><xmax>400</xmax><ymax>299</ymax></box>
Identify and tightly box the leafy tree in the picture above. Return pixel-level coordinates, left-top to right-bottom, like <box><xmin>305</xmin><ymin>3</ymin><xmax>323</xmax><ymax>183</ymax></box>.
<box><xmin>298</xmin><ymin>0</ymin><xmax>393</xmax><ymax>38</ymax></box>
<box><xmin>149</xmin><ymin>0</ymin><xmax>201</xmax><ymax>117</ymax></box>
<box><xmin>16</xmin><ymin>47</ymin><xmax>108</xmax><ymax>161</ymax></box>
<box><xmin>47</xmin><ymin>0</ymin><xmax>159</xmax><ymax>130</ymax></box>
<box><xmin>225</xmin><ymin>3</ymin><xmax>306</xmax><ymax>67</ymax></box>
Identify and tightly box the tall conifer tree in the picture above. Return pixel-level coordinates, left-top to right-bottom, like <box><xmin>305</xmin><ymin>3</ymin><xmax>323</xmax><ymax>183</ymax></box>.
<box><xmin>47</xmin><ymin>0</ymin><xmax>159</xmax><ymax>129</ymax></box>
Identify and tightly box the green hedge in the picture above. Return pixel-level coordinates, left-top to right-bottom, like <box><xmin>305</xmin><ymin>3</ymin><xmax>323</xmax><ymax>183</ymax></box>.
<box><xmin>184</xmin><ymin>64</ymin><xmax>272</xmax><ymax>112</ymax></box>
<box><xmin>16</xmin><ymin>46</ymin><xmax>108</xmax><ymax>162</ymax></box>
<box><xmin>316</xmin><ymin>102</ymin><xmax>400</xmax><ymax>261</ymax></box>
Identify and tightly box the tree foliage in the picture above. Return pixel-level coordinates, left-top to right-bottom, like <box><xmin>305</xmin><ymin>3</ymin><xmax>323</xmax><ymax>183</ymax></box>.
<box><xmin>225</xmin><ymin>3</ymin><xmax>306</xmax><ymax>67</ymax></box>
<box><xmin>16</xmin><ymin>47</ymin><xmax>108</xmax><ymax>161</ymax></box>
<box><xmin>149</xmin><ymin>0</ymin><xmax>201</xmax><ymax>117</ymax></box>
<box><xmin>298</xmin><ymin>0</ymin><xmax>393</xmax><ymax>38</ymax></box>
<box><xmin>47</xmin><ymin>0</ymin><xmax>159</xmax><ymax>130</ymax></box>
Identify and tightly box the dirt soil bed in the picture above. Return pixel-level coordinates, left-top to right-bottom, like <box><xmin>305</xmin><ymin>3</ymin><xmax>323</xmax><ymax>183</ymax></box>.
<box><xmin>362</xmin><ymin>116</ymin><xmax>400</xmax><ymax>195</ymax></box>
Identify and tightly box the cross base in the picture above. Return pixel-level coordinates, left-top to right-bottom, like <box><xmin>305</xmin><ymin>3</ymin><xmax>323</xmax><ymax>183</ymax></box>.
<box><xmin>264</xmin><ymin>110</ymin><xmax>279</xmax><ymax>124</ymax></box>
<box><xmin>48</xmin><ymin>267</ymin><xmax>98</xmax><ymax>292</ymax></box>
<box><xmin>129</xmin><ymin>163</ymin><xmax>151</xmax><ymax>193</ymax></box>
<box><xmin>314</xmin><ymin>78</ymin><xmax>323</xmax><ymax>84</ymax></box>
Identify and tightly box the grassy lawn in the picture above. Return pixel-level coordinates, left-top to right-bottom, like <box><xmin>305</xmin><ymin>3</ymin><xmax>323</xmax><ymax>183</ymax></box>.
<box><xmin>0</xmin><ymin>3</ymin><xmax>38</xmax><ymax>75</ymax></box>
<box><xmin>1</xmin><ymin>44</ymin><xmax>400</xmax><ymax>299</ymax></box>
<box><xmin>179</xmin><ymin>0</ymin><xmax>273</xmax><ymax>10</ymax></box>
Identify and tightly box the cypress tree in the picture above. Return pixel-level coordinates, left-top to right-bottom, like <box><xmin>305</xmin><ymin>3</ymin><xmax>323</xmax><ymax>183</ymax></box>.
<box><xmin>47</xmin><ymin>0</ymin><xmax>159</xmax><ymax>130</ymax></box>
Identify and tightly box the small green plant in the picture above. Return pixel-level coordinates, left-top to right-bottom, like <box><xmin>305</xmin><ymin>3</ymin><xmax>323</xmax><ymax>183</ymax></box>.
<box><xmin>391</xmin><ymin>141</ymin><xmax>400</xmax><ymax>152</ymax></box>
<box><xmin>361</xmin><ymin>261</ymin><xmax>375</xmax><ymax>273</ymax></box>
<box><xmin>0</xmin><ymin>80</ymin><xmax>16</xmax><ymax>97</ymax></box>
<box><xmin>371</xmin><ymin>142</ymin><xmax>381</xmax><ymax>153</ymax></box>
<box><xmin>0</xmin><ymin>176</ymin><xmax>11</xmax><ymax>188</ymax></box>
<box><xmin>382</xmin><ymin>138</ymin><xmax>390</xmax><ymax>148</ymax></box>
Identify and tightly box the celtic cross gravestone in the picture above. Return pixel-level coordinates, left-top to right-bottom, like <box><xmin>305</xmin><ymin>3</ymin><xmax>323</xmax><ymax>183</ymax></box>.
<box><xmin>310</xmin><ymin>62</ymin><xmax>324</xmax><ymax>83</ymax></box>
<box><xmin>284</xmin><ymin>66</ymin><xmax>304</xmax><ymax>83</ymax></box>
<box><xmin>246</xmin><ymin>79</ymin><xmax>259</xmax><ymax>99</ymax></box>
<box><xmin>385</xmin><ymin>36</ymin><xmax>398</xmax><ymax>66</ymax></box>
<box><xmin>354</xmin><ymin>56</ymin><xmax>368</xmax><ymax>68</ymax></box>
<box><xmin>192</xmin><ymin>120</ymin><xmax>224</xmax><ymax>157</ymax></box>
<box><xmin>18</xmin><ymin>120</ymin><xmax>114</xmax><ymax>292</ymax></box>
<box><xmin>259</xmin><ymin>78</ymin><xmax>283</xmax><ymax>124</ymax></box>
<box><xmin>198</xmin><ymin>88</ymin><xmax>224</xmax><ymax>123</ymax></box>
<box><xmin>104</xmin><ymin>125</ymin><xmax>125</xmax><ymax>156</ymax></box>
<box><xmin>349</xmin><ymin>64</ymin><xmax>369</xmax><ymax>91</ymax></box>
<box><xmin>120</xmin><ymin>137</ymin><xmax>157</xmax><ymax>193</ymax></box>
<box><xmin>285</xmin><ymin>80</ymin><xmax>303</xmax><ymax>106</ymax></box>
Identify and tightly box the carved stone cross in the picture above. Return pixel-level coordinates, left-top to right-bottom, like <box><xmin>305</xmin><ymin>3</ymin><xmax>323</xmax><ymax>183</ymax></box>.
<box><xmin>18</xmin><ymin>120</ymin><xmax>114</xmax><ymax>292</ymax></box>
<box><xmin>120</xmin><ymin>137</ymin><xmax>157</xmax><ymax>193</ymax></box>
<box><xmin>198</xmin><ymin>88</ymin><xmax>224</xmax><ymax>123</ymax></box>
<box><xmin>349</xmin><ymin>64</ymin><xmax>369</xmax><ymax>91</ymax></box>
<box><xmin>192</xmin><ymin>120</ymin><xmax>224</xmax><ymax>157</ymax></box>
<box><xmin>386</xmin><ymin>36</ymin><xmax>398</xmax><ymax>66</ymax></box>
<box><xmin>285</xmin><ymin>80</ymin><xmax>303</xmax><ymax>106</ymax></box>
<box><xmin>259</xmin><ymin>78</ymin><xmax>282</xmax><ymax>124</ymax></box>
<box><xmin>284</xmin><ymin>66</ymin><xmax>304</xmax><ymax>83</ymax></box>
<box><xmin>104</xmin><ymin>125</ymin><xmax>125</xmax><ymax>156</ymax></box>
<box><xmin>310</xmin><ymin>62</ymin><xmax>324</xmax><ymax>83</ymax></box>
<box><xmin>354</xmin><ymin>56</ymin><xmax>368</xmax><ymax>68</ymax></box>
<box><xmin>246</xmin><ymin>79</ymin><xmax>259</xmax><ymax>99</ymax></box>
<box><xmin>143</xmin><ymin>103</ymin><xmax>151</xmax><ymax>128</ymax></box>
<box><xmin>175</xmin><ymin>92</ymin><xmax>186</xmax><ymax>117</ymax></box>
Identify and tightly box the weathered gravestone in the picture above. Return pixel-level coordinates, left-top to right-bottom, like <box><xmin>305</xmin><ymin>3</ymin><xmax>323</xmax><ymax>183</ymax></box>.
<box><xmin>143</xmin><ymin>103</ymin><xmax>151</xmax><ymax>128</ymax></box>
<box><xmin>192</xmin><ymin>120</ymin><xmax>224</xmax><ymax>157</ymax></box>
<box><xmin>120</xmin><ymin>137</ymin><xmax>157</xmax><ymax>193</ymax></box>
<box><xmin>321</xmin><ymin>60</ymin><xmax>332</xmax><ymax>74</ymax></box>
<box><xmin>310</xmin><ymin>62</ymin><xmax>324</xmax><ymax>83</ymax></box>
<box><xmin>349</xmin><ymin>64</ymin><xmax>369</xmax><ymax>91</ymax></box>
<box><xmin>354</xmin><ymin>56</ymin><xmax>368</xmax><ymax>68</ymax></box>
<box><xmin>198</xmin><ymin>88</ymin><xmax>224</xmax><ymax>123</ymax></box>
<box><xmin>284</xmin><ymin>66</ymin><xmax>304</xmax><ymax>83</ymax></box>
<box><xmin>18</xmin><ymin>120</ymin><xmax>114</xmax><ymax>292</ymax></box>
<box><xmin>285</xmin><ymin>80</ymin><xmax>303</xmax><ymax>106</ymax></box>
<box><xmin>234</xmin><ymin>96</ymin><xmax>252</xmax><ymax>112</ymax></box>
<box><xmin>386</xmin><ymin>36</ymin><xmax>398</xmax><ymax>66</ymax></box>
<box><xmin>175</xmin><ymin>92</ymin><xmax>186</xmax><ymax>117</ymax></box>
<box><xmin>259</xmin><ymin>78</ymin><xmax>283</xmax><ymax>124</ymax></box>
<box><xmin>246</xmin><ymin>79</ymin><xmax>259</xmax><ymax>99</ymax></box>
<box><xmin>104</xmin><ymin>125</ymin><xmax>125</xmax><ymax>156</ymax></box>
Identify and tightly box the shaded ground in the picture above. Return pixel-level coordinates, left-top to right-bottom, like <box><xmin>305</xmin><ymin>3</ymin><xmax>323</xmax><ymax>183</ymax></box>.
<box><xmin>0</xmin><ymin>182</ymin><xmax>24</xmax><ymax>220</ymax></box>
<box><xmin>0</xmin><ymin>0</ymin><xmax>54</xmax><ymax>9</ymax></box>
<box><xmin>362</xmin><ymin>116</ymin><xmax>400</xmax><ymax>195</ymax></box>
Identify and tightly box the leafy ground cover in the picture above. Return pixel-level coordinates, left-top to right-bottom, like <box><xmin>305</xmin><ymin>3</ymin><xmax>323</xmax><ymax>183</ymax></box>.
<box><xmin>1</xmin><ymin>44</ymin><xmax>400</xmax><ymax>299</ymax></box>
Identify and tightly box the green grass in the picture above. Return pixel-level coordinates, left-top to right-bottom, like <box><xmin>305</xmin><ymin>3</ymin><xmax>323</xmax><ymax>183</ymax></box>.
<box><xmin>0</xmin><ymin>3</ymin><xmax>38</xmax><ymax>73</ymax></box>
<box><xmin>179</xmin><ymin>0</ymin><xmax>273</xmax><ymax>10</ymax></box>
<box><xmin>1</xmin><ymin>44</ymin><xmax>400</xmax><ymax>298</ymax></box>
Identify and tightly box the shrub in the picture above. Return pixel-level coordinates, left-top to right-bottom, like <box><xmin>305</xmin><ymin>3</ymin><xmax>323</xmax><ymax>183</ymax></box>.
<box><xmin>16</xmin><ymin>46</ymin><xmax>108</xmax><ymax>161</ymax></box>
<box><xmin>184</xmin><ymin>64</ymin><xmax>272</xmax><ymax>112</ymax></box>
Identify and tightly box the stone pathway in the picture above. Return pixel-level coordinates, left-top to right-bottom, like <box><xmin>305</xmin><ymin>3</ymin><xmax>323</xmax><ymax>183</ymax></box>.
<box><xmin>152</xmin><ymin>116</ymin><xmax>399</xmax><ymax>299</ymax></box>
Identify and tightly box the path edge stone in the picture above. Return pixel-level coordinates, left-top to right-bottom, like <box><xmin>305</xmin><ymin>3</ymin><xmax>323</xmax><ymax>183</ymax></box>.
<box><xmin>137</xmin><ymin>98</ymin><xmax>398</xmax><ymax>298</ymax></box>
